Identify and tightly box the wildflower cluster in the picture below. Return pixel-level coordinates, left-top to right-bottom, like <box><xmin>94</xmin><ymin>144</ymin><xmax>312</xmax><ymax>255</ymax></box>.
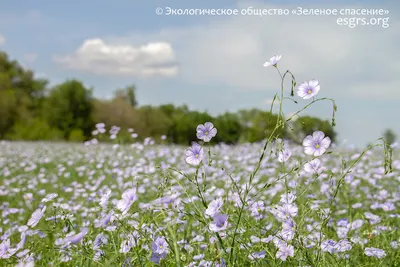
<box><xmin>0</xmin><ymin>54</ymin><xmax>395</xmax><ymax>267</ymax></box>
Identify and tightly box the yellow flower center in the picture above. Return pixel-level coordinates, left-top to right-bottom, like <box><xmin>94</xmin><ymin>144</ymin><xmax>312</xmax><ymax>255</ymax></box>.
<box><xmin>195</xmin><ymin>154</ymin><xmax>199</xmax><ymax>158</ymax></box>
<box><xmin>315</xmin><ymin>144</ymin><xmax>320</xmax><ymax>149</ymax></box>
<box><xmin>205</xmin><ymin>131</ymin><xmax>209</xmax><ymax>135</ymax></box>
<box><xmin>307</xmin><ymin>89</ymin><xmax>312</xmax><ymax>94</ymax></box>
<box><xmin>159</xmin><ymin>245</ymin><xmax>163</xmax><ymax>249</ymax></box>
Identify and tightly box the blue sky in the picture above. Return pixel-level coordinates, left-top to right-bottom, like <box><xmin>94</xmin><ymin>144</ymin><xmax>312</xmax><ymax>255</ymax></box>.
<box><xmin>0</xmin><ymin>0</ymin><xmax>399</xmax><ymax>147</ymax></box>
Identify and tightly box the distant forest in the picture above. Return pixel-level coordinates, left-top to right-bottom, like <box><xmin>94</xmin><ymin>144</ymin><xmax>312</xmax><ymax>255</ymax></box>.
<box><xmin>0</xmin><ymin>51</ymin><xmax>336</xmax><ymax>145</ymax></box>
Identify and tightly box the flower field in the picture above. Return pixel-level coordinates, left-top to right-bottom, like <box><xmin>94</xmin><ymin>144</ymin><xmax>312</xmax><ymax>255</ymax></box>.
<box><xmin>0</xmin><ymin>55</ymin><xmax>399</xmax><ymax>267</ymax></box>
<box><xmin>0</xmin><ymin>137</ymin><xmax>398</xmax><ymax>266</ymax></box>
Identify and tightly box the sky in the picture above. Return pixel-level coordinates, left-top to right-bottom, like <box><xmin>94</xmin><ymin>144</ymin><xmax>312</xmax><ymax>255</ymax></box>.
<box><xmin>0</xmin><ymin>0</ymin><xmax>399</xmax><ymax>147</ymax></box>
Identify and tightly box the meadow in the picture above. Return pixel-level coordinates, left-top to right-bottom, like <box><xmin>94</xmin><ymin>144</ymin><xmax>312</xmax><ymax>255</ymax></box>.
<box><xmin>1</xmin><ymin>56</ymin><xmax>399</xmax><ymax>267</ymax></box>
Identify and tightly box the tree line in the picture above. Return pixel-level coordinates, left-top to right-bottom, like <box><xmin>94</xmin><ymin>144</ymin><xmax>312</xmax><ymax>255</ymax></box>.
<box><xmin>0</xmin><ymin>50</ymin><xmax>337</xmax><ymax>145</ymax></box>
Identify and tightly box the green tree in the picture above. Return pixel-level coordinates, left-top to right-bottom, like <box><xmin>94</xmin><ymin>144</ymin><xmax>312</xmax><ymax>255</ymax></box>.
<box><xmin>288</xmin><ymin>116</ymin><xmax>336</xmax><ymax>144</ymax></box>
<box><xmin>213</xmin><ymin>112</ymin><xmax>243</xmax><ymax>144</ymax></box>
<box><xmin>0</xmin><ymin>51</ymin><xmax>48</xmax><ymax>138</ymax></box>
<box><xmin>114</xmin><ymin>85</ymin><xmax>138</xmax><ymax>108</ymax></box>
<box><xmin>45</xmin><ymin>79</ymin><xmax>94</xmax><ymax>139</ymax></box>
<box><xmin>6</xmin><ymin>118</ymin><xmax>63</xmax><ymax>141</ymax></box>
<box><xmin>133</xmin><ymin>105</ymin><xmax>172</xmax><ymax>141</ymax></box>
<box><xmin>237</xmin><ymin>109</ymin><xmax>284</xmax><ymax>143</ymax></box>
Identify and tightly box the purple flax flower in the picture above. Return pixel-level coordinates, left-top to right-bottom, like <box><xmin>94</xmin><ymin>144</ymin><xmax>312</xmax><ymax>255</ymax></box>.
<box><xmin>278</xmin><ymin>149</ymin><xmax>292</xmax><ymax>163</ymax></box>
<box><xmin>321</xmin><ymin>240</ymin><xmax>337</xmax><ymax>254</ymax></box>
<box><xmin>335</xmin><ymin>240</ymin><xmax>352</xmax><ymax>252</ymax></box>
<box><xmin>209</xmin><ymin>213</ymin><xmax>228</xmax><ymax>232</ymax></box>
<box><xmin>273</xmin><ymin>203</ymin><xmax>298</xmax><ymax>221</ymax></box>
<box><xmin>16</xmin><ymin>232</ymin><xmax>26</xmax><ymax>250</ymax></box>
<box><xmin>279</xmin><ymin>229</ymin><xmax>295</xmax><ymax>242</ymax></box>
<box><xmin>94</xmin><ymin>211</ymin><xmax>113</xmax><ymax>228</ymax></box>
<box><xmin>63</xmin><ymin>228</ymin><xmax>89</xmax><ymax>247</ymax></box>
<box><xmin>279</xmin><ymin>218</ymin><xmax>296</xmax><ymax>241</ymax></box>
<box><xmin>215</xmin><ymin>259</ymin><xmax>226</xmax><ymax>267</ymax></box>
<box><xmin>205</xmin><ymin>198</ymin><xmax>223</xmax><ymax>217</ymax></box>
<box><xmin>0</xmin><ymin>239</ymin><xmax>17</xmax><ymax>259</ymax></box>
<box><xmin>263</xmin><ymin>55</ymin><xmax>282</xmax><ymax>67</ymax></box>
<box><xmin>120</xmin><ymin>240</ymin><xmax>132</xmax><ymax>254</ymax></box>
<box><xmin>27</xmin><ymin>206</ymin><xmax>46</xmax><ymax>228</ymax></box>
<box><xmin>41</xmin><ymin>193</ymin><xmax>58</xmax><ymax>203</ymax></box>
<box><xmin>151</xmin><ymin>236</ymin><xmax>168</xmax><ymax>264</ymax></box>
<box><xmin>185</xmin><ymin>143</ymin><xmax>204</xmax><ymax>166</ymax></box>
<box><xmin>93</xmin><ymin>233</ymin><xmax>108</xmax><ymax>250</ymax></box>
<box><xmin>380</xmin><ymin>202</ymin><xmax>395</xmax><ymax>211</ymax></box>
<box><xmin>304</xmin><ymin>158</ymin><xmax>321</xmax><ymax>173</ymax></box>
<box><xmin>99</xmin><ymin>189</ymin><xmax>111</xmax><ymax>209</ymax></box>
<box><xmin>364</xmin><ymin>212</ymin><xmax>381</xmax><ymax>225</ymax></box>
<box><xmin>250</xmin><ymin>201</ymin><xmax>265</xmax><ymax>220</ymax></box>
<box><xmin>282</xmin><ymin>218</ymin><xmax>296</xmax><ymax>231</ymax></box>
<box><xmin>303</xmin><ymin>131</ymin><xmax>331</xmax><ymax>156</ymax></box>
<box><xmin>150</xmin><ymin>252</ymin><xmax>167</xmax><ymax>264</ymax></box>
<box><xmin>336</xmin><ymin>227</ymin><xmax>349</xmax><ymax>239</ymax></box>
<box><xmin>248</xmin><ymin>251</ymin><xmax>266</xmax><ymax>260</ymax></box>
<box><xmin>193</xmin><ymin>254</ymin><xmax>204</xmax><ymax>261</ymax></box>
<box><xmin>15</xmin><ymin>258</ymin><xmax>34</xmax><ymax>267</ymax></box>
<box><xmin>116</xmin><ymin>188</ymin><xmax>137</xmax><ymax>214</ymax></box>
<box><xmin>196</xmin><ymin>122</ymin><xmax>217</xmax><ymax>142</ymax></box>
<box><xmin>276</xmin><ymin>243</ymin><xmax>294</xmax><ymax>261</ymax></box>
<box><xmin>280</xmin><ymin>193</ymin><xmax>296</xmax><ymax>204</ymax></box>
<box><xmin>364</xmin><ymin>247</ymin><xmax>386</xmax><ymax>258</ymax></box>
<box><xmin>297</xmin><ymin>80</ymin><xmax>320</xmax><ymax>99</ymax></box>
<box><xmin>152</xmin><ymin>236</ymin><xmax>168</xmax><ymax>255</ymax></box>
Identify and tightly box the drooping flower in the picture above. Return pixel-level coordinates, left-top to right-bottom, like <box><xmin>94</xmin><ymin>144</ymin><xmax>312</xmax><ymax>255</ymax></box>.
<box><xmin>209</xmin><ymin>213</ymin><xmax>228</xmax><ymax>232</ymax></box>
<box><xmin>41</xmin><ymin>193</ymin><xmax>58</xmax><ymax>203</ymax></box>
<box><xmin>196</xmin><ymin>122</ymin><xmax>217</xmax><ymax>142</ymax></box>
<box><xmin>297</xmin><ymin>80</ymin><xmax>320</xmax><ymax>99</ymax></box>
<box><xmin>185</xmin><ymin>142</ymin><xmax>204</xmax><ymax>166</ymax></box>
<box><xmin>93</xmin><ymin>233</ymin><xmax>108</xmax><ymax>250</ymax></box>
<box><xmin>263</xmin><ymin>55</ymin><xmax>282</xmax><ymax>67</ymax></box>
<box><xmin>63</xmin><ymin>228</ymin><xmax>89</xmax><ymax>247</ymax></box>
<box><xmin>94</xmin><ymin>211</ymin><xmax>113</xmax><ymax>228</ymax></box>
<box><xmin>302</xmin><ymin>131</ymin><xmax>331</xmax><ymax>156</ymax></box>
<box><xmin>116</xmin><ymin>188</ymin><xmax>137</xmax><ymax>214</ymax></box>
<box><xmin>304</xmin><ymin>158</ymin><xmax>321</xmax><ymax>173</ymax></box>
<box><xmin>27</xmin><ymin>206</ymin><xmax>46</xmax><ymax>228</ymax></box>
<box><xmin>205</xmin><ymin>198</ymin><xmax>223</xmax><ymax>217</ymax></box>
<box><xmin>99</xmin><ymin>189</ymin><xmax>112</xmax><ymax>209</ymax></box>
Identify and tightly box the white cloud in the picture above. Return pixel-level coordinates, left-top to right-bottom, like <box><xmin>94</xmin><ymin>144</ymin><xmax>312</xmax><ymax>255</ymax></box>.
<box><xmin>54</xmin><ymin>39</ymin><xmax>178</xmax><ymax>78</ymax></box>
<box><xmin>104</xmin><ymin>1</ymin><xmax>399</xmax><ymax>99</ymax></box>
<box><xmin>0</xmin><ymin>34</ymin><xmax>5</xmax><ymax>46</ymax></box>
<box><xmin>53</xmin><ymin>1</ymin><xmax>400</xmax><ymax>100</ymax></box>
